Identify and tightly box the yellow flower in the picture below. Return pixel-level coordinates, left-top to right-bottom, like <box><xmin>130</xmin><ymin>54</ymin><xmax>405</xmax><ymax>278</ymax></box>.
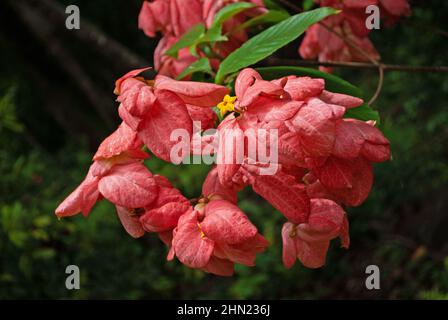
<box><xmin>217</xmin><ymin>94</ymin><xmax>237</xmax><ymax>117</ymax></box>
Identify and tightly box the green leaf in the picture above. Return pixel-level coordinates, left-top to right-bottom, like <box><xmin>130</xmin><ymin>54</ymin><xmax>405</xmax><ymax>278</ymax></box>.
<box><xmin>201</xmin><ymin>2</ymin><xmax>255</xmax><ymax>45</ymax></box>
<box><xmin>263</xmin><ymin>0</ymin><xmax>290</xmax><ymax>12</ymax></box>
<box><xmin>235</xmin><ymin>10</ymin><xmax>290</xmax><ymax>32</ymax></box>
<box><xmin>9</xmin><ymin>230</ymin><xmax>28</xmax><ymax>248</ymax></box>
<box><xmin>256</xmin><ymin>66</ymin><xmax>380</xmax><ymax>122</ymax></box>
<box><xmin>165</xmin><ymin>23</ymin><xmax>205</xmax><ymax>58</ymax></box>
<box><xmin>166</xmin><ymin>3</ymin><xmax>255</xmax><ymax>59</ymax></box>
<box><xmin>303</xmin><ymin>0</ymin><xmax>315</xmax><ymax>11</ymax></box>
<box><xmin>176</xmin><ymin>58</ymin><xmax>213</xmax><ymax>80</ymax></box>
<box><xmin>211</xmin><ymin>2</ymin><xmax>256</xmax><ymax>29</ymax></box>
<box><xmin>344</xmin><ymin>104</ymin><xmax>380</xmax><ymax>122</ymax></box>
<box><xmin>200</xmin><ymin>27</ymin><xmax>228</xmax><ymax>44</ymax></box>
<box><xmin>215</xmin><ymin>7</ymin><xmax>339</xmax><ymax>83</ymax></box>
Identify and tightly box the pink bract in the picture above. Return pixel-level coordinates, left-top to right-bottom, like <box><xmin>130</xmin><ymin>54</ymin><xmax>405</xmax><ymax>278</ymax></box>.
<box><xmin>56</xmin><ymin>65</ymin><xmax>391</xmax><ymax>275</ymax></box>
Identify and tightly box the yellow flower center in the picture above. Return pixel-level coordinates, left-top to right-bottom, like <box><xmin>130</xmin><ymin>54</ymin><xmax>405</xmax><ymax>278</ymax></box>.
<box><xmin>197</xmin><ymin>223</ymin><xmax>206</xmax><ymax>239</ymax></box>
<box><xmin>289</xmin><ymin>224</ymin><xmax>297</xmax><ymax>238</ymax></box>
<box><xmin>217</xmin><ymin>95</ymin><xmax>237</xmax><ymax>117</ymax></box>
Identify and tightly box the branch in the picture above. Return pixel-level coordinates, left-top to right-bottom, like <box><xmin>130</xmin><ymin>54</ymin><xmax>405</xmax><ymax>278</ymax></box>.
<box><xmin>11</xmin><ymin>0</ymin><xmax>116</xmax><ymax>128</ymax></box>
<box><xmin>265</xmin><ymin>58</ymin><xmax>448</xmax><ymax>73</ymax></box>
<box><xmin>26</xmin><ymin>0</ymin><xmax>150</xmax><ymax>70</ymax></box>
<box><xmin>276</xmin><ymin>0</ymin><xmax>385</xmax><ymax>105</ymax></box>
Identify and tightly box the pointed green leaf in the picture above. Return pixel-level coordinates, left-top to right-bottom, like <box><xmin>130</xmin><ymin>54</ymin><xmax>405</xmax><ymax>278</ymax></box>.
<box><xmin>235</xmin><ymin>10</ymin><xmax>290</xmax><ymax>32</ymax></box>
<box><xmin>211</xmin><ymin>2</ymin><xmax>256</xmax><ymax>29</ymax></box>
<box><xmin>176</xmin><ymin>58</ymin><xmax>213</xmax><ymax>80</ymax></box>
<box><xmin>165</xmin><ymin>23</ymin><xmax>205</xmax><ymax>58</ymax></box>
<box><xmin>215</xmin><ymin>7</ymin><xmax>339</xmax><ymax>83</ymax></box>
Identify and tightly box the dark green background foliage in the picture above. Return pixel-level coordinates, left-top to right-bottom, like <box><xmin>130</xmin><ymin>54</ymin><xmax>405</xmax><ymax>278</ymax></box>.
<box><xmin>0</xmin><ymin>0</ymin><xmax>447</xmax><ymax>299</ymax></box>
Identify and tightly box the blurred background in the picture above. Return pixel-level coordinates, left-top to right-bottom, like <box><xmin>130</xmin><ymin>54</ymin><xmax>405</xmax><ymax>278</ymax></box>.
<box><xmin>0</xmin><ymin>0</ymin><xmax>447</xmax><ymax>299</ymax></box>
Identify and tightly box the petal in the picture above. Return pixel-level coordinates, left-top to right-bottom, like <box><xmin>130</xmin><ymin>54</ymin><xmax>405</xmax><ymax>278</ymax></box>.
<box><xmin>240</xmin><ymin>80</ymin><xmax>284</xmax><ymax>109</ymax></box>
<box><xmin>362</xmin><ymin>142</ymin><xmax>391</xmax><ymax>162</ymax></box>
<box><xmin>333</xmin><ymin>119</ymin><xmax>364</xmax><ymax>159</ymax></box>
<box><xmin>290</xmin><ymin>98</ymin><xmax>336</xmax><ymax>157</ymax></box>
<box><xmin>296</xmin><ymin>239</ymin><xmax>330</xmax><ymax>269</ymax></box>
<box><xmin>140</xmin><ymin>202</ymin><xmax>191</xmax><ymax>233</ymax></box>
<box><xmin>252</xmin><ymin>100</ymin><xmax>303</xmax><ymax>123</ymax></box>
<box><xmin>55</xmin><ymin>165</ymin><xmax>100</xmax><ymax>217</ymax></box>
<box><xmin>114</xmin><ymin>67</ymin><xmax>151</xmax><ymax>95</ymax></box>
<box><xmin>138</xmin><ymin>0</ymin><xmax>170</xmax><ymax>37</ymax></box>
<box><xmin>278</xmin><ymin>132</ymin><xmax>306</xmax><ymax>167</ymax></box>
<box><xmin>202</xmin><ymin>166</ymin><xmax>239</xmax><ymax>203</ymax></box>
<box><xmin>173</xmin><ymin>211</ymin><xmax>215</xmax><ymax>268</ymax></box>
<box><xmin>138</xmin><ymin>1</ymin><xmax>157</xmax><ymax>37</ymax></box>
<box><xmin>334</xmin><ymin>119</ymin><xmax>390</xmax><ymax>161</ymax></box>
<box><xmin>118</xmin><ymin>103</ymin><xmax>142</xmax><ymax>131</ymax></box>
<box><xmin>312</xmin><ymin>156</ymin><xmax>354</xmax><ymax>189</ymax></box>
<box><xmin>152</xmin><ymin>175</ymin><xmax>190</xmax><ymax>207</ymax></box>
<box><xmin>319</xmin><ymin>90</ymin><xmax>364</xmax><ymax>108</ymax></box>
<box><xmin>116</xmin><ymin>206</ymin><xmax>145</xmax><ymax>238</ymax></box>
<box><xmin>139</xmin><ymin>89</ymin><xmax>193</xmax><ymax>162</ymax></box>
<box><xmin>329</xmin><ymin>158</ymin><xmax>373</xmax><ymax>206</ymax></box>
<box><xmin>159</xmin><ymin>230</ymin><xmax>173</xmax><ymax>246</ymax></box>
<box><xmin>93</xmin><ymin>122</ymin><xmax>148</xmax><ymax>161</ymax></box>
<box><xmin>214</xmin><ymin>234</ymin><xmax>268</xmax><ymax>266</ymax></box>
<box><xmin>296</xmin><ymin>199</ymin><xmax>345</xmax><ymax>242</ymax></box>
<box><xmin>216</xmin><ymin>115</ymin><xmax>243</xmax><ymax>186</ymax></box>
<box><xmin>299</xmin><ymin>24</ymin><xmax>320</xmax><ymax>59</ymax></box>
<box><xmin>379</xmin><ymin>0</ymin><xmax>411</xmax><ymax>17</ymax></box>
<box><xmin>186</xmin><ymin>104</ymin><xmax>217</xmax><ymax>130</ymax></box>
<box><xmin>202</xmin><ymin>256</ymin><xmax>234</xmax><ymax>276</ymax></box>
<box><xmin>284</xmin><ymin>77</ymin><xmax>325</xmax><ymax>101</ymax></box>
<box><xmin>282</xmin><ymin>222</ymin><xmax>298</xmax><ymax>269</ymax></box>
<box><xmin>235</xmin><ymin>68</ymin><xmax>262</xmax><ymax>98</ymax></box>
<box><xmin>250</xmin><ymin>169</ymin><xmax>310</xmax><ymax>224</ymax></box>
<box><xmin>119</xmin><ymin>83</ymin><xmax>157</xmax><ymax>122</ymax></box>
<box><xmin>155</xmin><ymin>75</ymin><xmax>229</xmax><ymax>107</ymax></box>
<box><xmin>344</xmin><ymin>0</ymin><xmax>378</xmax><ymax>9</ymax></box>
<box><xmin>169</xmin><ymin>0</ymin><xmax>203</xmax><ymax>37</ymax></box>
<box><xmin>202</xmin><ymin>199</ymin><xmax>257</xmax><ymax>244</ymax></box>
<box><xmin>98</xmin><ymin>162</ymin><xmax>158</xmax><ymax>208</ymax></box>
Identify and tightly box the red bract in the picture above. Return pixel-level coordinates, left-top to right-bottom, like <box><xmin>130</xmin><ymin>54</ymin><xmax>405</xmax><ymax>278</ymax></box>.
<box><xmin>140</xmin><ymin>175</ymin><xmax>192</xmax><ymax>234</ymax></box>
<box><xmin>139</xmin><ymin>0</ymin><xmax>203</xmax><ymax>38</ymax></box>
<box><xmin>282</xmin><ymin>198</ymin><xmax>349</xmax><ymax>268</ymax></box>
<box><xmin>116</xmin><ymin>174</ymin><xmax>192</xmax><ymax>239</ymax></box>
<box><xmin>154</xmin><ymin>36</ymin><xmax>199</xmax><ymax>79</ymax></box>
<box><xmin>202</xmin><ymin>166</ymin><xmax>241</xmax><ymax>204</ymax></box>
<box><xmin>138</xmin><ymin>0</ymin><xmax>267</xmax><ymax>78</ymax></box>
<box><xmin>299</xmin><ymin>0</ymin><xmax>410</xmax><ymax>71</ymax></box>
<box><xmin>171</xmin><ymin>198</ymin><xmax>268</xmax><ymax>276</ymax></box>
<box><xmin>55</xmin><ymin>122</ymin><xmax>160</xmax><ymax>237</ymax></box>
<box><xmin>299</xmin><ymin>15</ymin><xmax>380</xmax><ymax>72</ymax></box>
<box><xmin>56</xmin><ymin>62</ymin><xmax>391</xmax><ymax>275</ymax></box>
<box><xmin>303</xmin><ymin>118</ymin><xmax>390</xmax><ymax>206</ymax></box>
<box><xmin>208</xmin><ymin>68</ymin><xmax>389</xmax><ymax>269</ymax></box>
<box><xmin>115</xmin><ymin>68</ymin><xmax>228</xmax><ymax>161</ymax></box>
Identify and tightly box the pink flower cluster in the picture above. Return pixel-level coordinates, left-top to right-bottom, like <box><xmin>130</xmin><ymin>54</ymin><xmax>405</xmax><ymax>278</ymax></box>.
<box><xmin>56</xmin><ymin>67</ymin><xmax>390</xmax><ymax>275</ymax></box>
<box><xmin>138</xmin><ymin>0</ymin><xmax>266</xmax><ymax>78</ymax></box>
<box><xmin>299</xmin><ymin>0</ymin><xmax>411</xmax><ymax>71</ymax></box>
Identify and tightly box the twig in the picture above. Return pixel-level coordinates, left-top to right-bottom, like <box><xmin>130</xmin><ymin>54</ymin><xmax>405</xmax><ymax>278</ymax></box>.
<box><xmin>276</xmin><ymin>0</ymin><xmax>385</xmax><ymax>105</ymax></box>
<box><xmin>12</xmin><ymin>0</ymin><xmax>115</xmax><ymax>128</ymax></box>
<box><xmin>276</xmin><ymin>0</ymin><xmax>302</xmax><ymax>12</ymax></box>
<box><xmin>319</xmin><ymin>21</ymin><xmax>385</xmax><ymax>105</ymax></box>
<box><xmin>27</xmin><ymin>0</ymin><xmax>150</xmax><ymax>70</ymax></box>
<box><xmin>265</xmin><ymin>58</ymin><xmax>448</xmax><ymax>72</ymax></box>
